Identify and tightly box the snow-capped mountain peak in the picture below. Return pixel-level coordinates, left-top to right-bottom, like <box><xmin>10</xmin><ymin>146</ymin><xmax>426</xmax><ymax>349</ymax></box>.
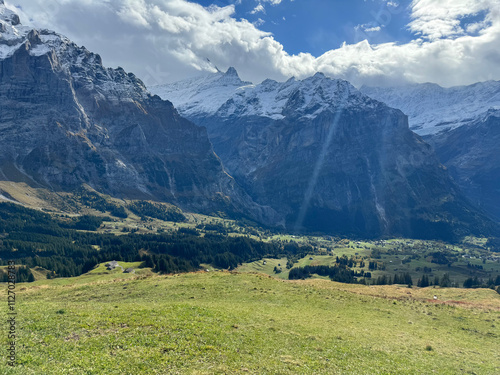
<box><xmin>0</xmin><ymin>1</ymin><xmax>19</xmax><ymax>25</ymax></box>
<box><xmin>0</xmin><ymin>5</ymin><xmax>149</xmax><ymax>103</ymax></box>
<box><xmin>361</xmin><ymin>81</ymin><xmax>500</xmax><ymax>136</ymax></box>
<box><xmin>149</xmin><ymin>67</ymin><xmax>253</xmax><ymax>118</ymax></box>
<box><xmin>224</xmin><ymin>66</ymin><xmax>238</xmax><ymax>77</ymax></box>
<box><xmin>0</xmin><ymin>2</ymin><xmax>34</xmax><ymax>58</ymax></box>
<box><xmin>151</xmin><ymin>69</ymin><xmax>376</xmax><ymax>121</ymax></box>
<box><xmin>0</xmin><ymin>1</ymin><xmax>18</xmax><ymax>24</ymax></box>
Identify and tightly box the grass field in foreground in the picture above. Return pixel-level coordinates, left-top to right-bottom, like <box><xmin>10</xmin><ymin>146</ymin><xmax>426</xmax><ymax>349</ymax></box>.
<box><xmin>2</xmin><ymin>269</ymin><xmax>500</xmax><ymax>374</ymax></box>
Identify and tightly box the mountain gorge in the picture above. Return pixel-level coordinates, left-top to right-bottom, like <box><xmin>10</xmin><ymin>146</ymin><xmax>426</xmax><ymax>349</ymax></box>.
<box><xmin>362</xmin><ymin>82</ymin><xmax>500</xmax><ymax>221</ymax></box>
<box><xmin>152</xmin><ymin>70</ymin><xmax>497</xmax><ymax>239</ymax></box>
<box><xmin>0</xmin><ymin>3</ymin><xmax>279</xmax><ymax>225</ymax></box>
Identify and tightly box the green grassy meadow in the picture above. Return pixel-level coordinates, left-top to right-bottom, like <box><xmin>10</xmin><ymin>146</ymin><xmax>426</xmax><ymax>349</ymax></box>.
<box><xmin>1</xmin><ymin>184</ymin><xmax>500</xmax><ymax>373</ymax></box>
<box><xmin>2</xmin><ymin>268</ymin><xmax>499</xmax><ymax>374</ymax></box>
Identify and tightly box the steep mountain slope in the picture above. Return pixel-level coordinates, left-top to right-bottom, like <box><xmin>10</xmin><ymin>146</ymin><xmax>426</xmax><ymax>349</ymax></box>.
<box><xmin>361</xmin><ymin>82</ymin><xmax>500</xmax><ymax>221</ymax></box>
<box><xmin>153</xmin><ymin>69</ymin><xmax>497</xmax><ymax>239</ymax></box>
<box><xmin>425</xmin><ymin>110</ymin><xmax>500</xmax><ymax>220</ymax></box>
<box><xmin>361</xmin><ymin>81</ymin><xmax>500</xmax><ymax>136</ymax></box>
<box><xmin>0</xmin><ymin>3</ymin><xmax>279</xmax><ymax>225</ymax></box>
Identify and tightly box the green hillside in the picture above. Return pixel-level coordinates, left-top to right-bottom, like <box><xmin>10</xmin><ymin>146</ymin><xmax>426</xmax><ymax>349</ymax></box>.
<box><xmin>1</xmin><ymin>269</ymin><xmax>499</xmax><ymax>374</ymax></box>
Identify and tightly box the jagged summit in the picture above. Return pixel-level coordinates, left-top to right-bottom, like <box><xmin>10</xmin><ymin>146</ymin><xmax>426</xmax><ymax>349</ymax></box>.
<box><xmin>225</xmin><ymin>66</ymin><xmax>239</xmax><ymax>77</ymax></box>
<box><xmin>151</xmin><ymin>70</ymin><xmax>374</xmax><ymax>122</ymax></box>
<box><xmin>149</xmin><ymin>67</ymin><xmax>253</xmax><ymax>118</ymax></box>
<box><xmin>0</xmin><ymin>5</ymin><xmax>151</xmax><ymax>102</ymax></box>
<box><xmin>0</xmin><ymin>3</ymin><xmax>31</xmax><ymax>56</ymax></box>
<box><xmin>215</xmin><ymin>74</ymin><xmax>375</xmax><ymax>121</ymax></box>
<box><xmin>312</xmin><ymin>71</ymin><xmax>326</xmax><ymax>79</ymax></box>
<box><xmin>0</xmin><ymin>1</ymin><xmax>19</xmax><ymax>26</ymax></box>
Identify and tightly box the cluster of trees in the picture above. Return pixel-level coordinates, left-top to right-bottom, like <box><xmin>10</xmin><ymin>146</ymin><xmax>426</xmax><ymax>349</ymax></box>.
<box><xmin>60</xmin><ymin>215</ymin><xmax>106</xmax><ymax>231</ymax></box>
<box><xmin>140</xmin><ymin>254</ymin><xmax>193</xmax><ymax>274</ymax></box>
<box><xmin>463</xmin><ymin>275</ymin><xmax>500</xmax><ymax>290</ymax></box>
<box><xmin>416</xmin><ymin>273</ymin><xmax>452</xmax><ymax>287</ymax></box>
<box><xmin>196</xmin><ymin>223</ymin><xmax>227</xmax><ymax>235</ymax></box>
<box><xmin>284</xmin><ymin>243</ymin><xmax>312</xmax><ymax>269</ymax></box>
<box><xmin>486</xmin><ymin>237</ymin><xmax>500</xmax><ymax>252</ymax></box>
<box><xmin>0</xmin><ymin>266</ymin><xmax>34</xmax><ymax>282</ymax></box>
<box><xmin>372</xmin><ymin>272</ymin><xmax>413</xmax><ymax>286</ymax></box>
<box><xmin>288</xmin><ymin>265</ymin><xmax>357</xmax><ymax>283</ymax></box>
<box><xmin>128</xmin><ymin>201</ymin><xmax>186</xmax><ymax>222</ymax></box>
<box><xmin>177</xmin><ymin>228</ymin><xmax>199</xmax><ymax>236</ymax></box>
<box><xmin>429</xmin><ymin>251</ymin><xmax>454</xmax><ymax>265</ymax></box>
<box><xmin>467</xmin><ymin>263</ymin><xmax>483</xmax><ymax>270</ymax></box>
<box><xmin>75</xmin><ymin>189</ymin><xmax>127</xmax><ymax>218</ymax></box>
<box><xmin>335</xmin><ymin>255</ymin><xmax>357</xmax><ymax>268</ymax></box>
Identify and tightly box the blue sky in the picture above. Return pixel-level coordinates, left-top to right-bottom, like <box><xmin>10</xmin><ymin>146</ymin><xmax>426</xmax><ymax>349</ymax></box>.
<box><xmin>190</xmin><ymin>0</ymin><xmax>414</xmax><ymax>56</ymax></box>
<box><xmin>7</xmin><ymin>0</ymin><xmax>500</xmax><ymax>87</ymax></box>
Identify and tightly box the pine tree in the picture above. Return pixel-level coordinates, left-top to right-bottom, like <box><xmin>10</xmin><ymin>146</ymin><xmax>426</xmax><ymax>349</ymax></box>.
<box><xmin>158</xmin><ymin>258</ymin><xmax>168</xmax><ymax>273</ymax></box>
<box><xmin>440</xmin><ymin>273</ymin><xmax>451</xmax><ymax>288</ymax></box>
<box><xmin>434</xmin><ymin>275</ymin><xmax>440</xmax><ymax>286</ymax></box>
<box><xmin>463</xmin><ymin>277</ymin><xmax>474</xmax><ymax>288</ymax></box>
<box><xmin>405</xmin><ymin>273</ymin><xmax>413</xmax><ymax>286</ymax></box>
<box><xmin>142</xmin><ymin>255</ymin><xmax>154</xmax><ymax>268</ymax></box>
<box><xmin>418</xmin><ymin>275</ymin><xmax>430</xmax><ymax>287</ymax></box>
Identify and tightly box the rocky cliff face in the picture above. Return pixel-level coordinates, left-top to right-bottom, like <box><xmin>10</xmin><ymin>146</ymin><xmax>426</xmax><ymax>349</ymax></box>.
<box><xmin>0</xmin><ymin>4</ymin><xmax>279</xmax><ymax>225</ymax></box>
<box><xmin>425</xmin><ymin>110</ymin><xmax>500</xmax><ymax>221</ymax></box>
<box><xmin>361</xmin><ymin>82</ymin><xmax>500</xmax><ymax>222</ymax></box>
<box><xmin>154</xmin><ymin>70</ymin><xmax>497</xmax><ymax>239</ymax></box>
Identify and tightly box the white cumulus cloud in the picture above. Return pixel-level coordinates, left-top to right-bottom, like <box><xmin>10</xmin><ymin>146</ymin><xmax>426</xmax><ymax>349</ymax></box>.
<box><xmin>408</xmin><ymin>0</ymin><xmax>496</xmax><ymax>40</ymax></box>
<box><xmin>6</xmin><ymin>0</ymin><xmax>500</xmax><ymax>88</ymax></box>
<box><xmin>262</xmin><ymin>0</ymin><xmax>282</xmax><ymax>4</ymax></box>
<box><xmin>250</xmin><ymin>4</ymin><xmax>265</xmax><ymax>14</ymax></box>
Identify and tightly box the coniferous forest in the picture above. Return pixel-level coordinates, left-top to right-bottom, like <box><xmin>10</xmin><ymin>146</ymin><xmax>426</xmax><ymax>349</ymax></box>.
<box><xmin>1</xmin><ymin>202</ymin><xmax>500</xmax><ymax>292</ymax></box>
<box><xmin>0</xmin><ymin>203</ymin><xmax>298</xmax><ymax>278</ymax></box>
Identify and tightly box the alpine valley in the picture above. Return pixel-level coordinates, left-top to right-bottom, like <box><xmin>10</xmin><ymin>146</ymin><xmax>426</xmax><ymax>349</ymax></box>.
<box><xmin>2</xmin><ymin>3</ymin><xmax>500</xmax><ymax>374</ymax></box>
<box><xmin>0</xmin><ymin>1</ymin><xmax>498</xmax><ymax>241</ymax></box>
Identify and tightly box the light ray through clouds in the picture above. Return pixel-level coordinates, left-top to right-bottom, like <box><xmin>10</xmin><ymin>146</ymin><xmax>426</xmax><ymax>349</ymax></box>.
<box><xmin>294</xmin><ymin>86</ymin><xmax>350</xmax><ymax>233</ymax></box>
<box><xmin>5</xmin><ymin>0</ymin><xmax>500</xmax><ymax>87</ymax></box>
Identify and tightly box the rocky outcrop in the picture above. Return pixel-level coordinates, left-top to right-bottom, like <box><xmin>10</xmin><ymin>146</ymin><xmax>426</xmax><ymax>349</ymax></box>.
<box><xmin>0</xmin><ymin>6</ymin><xmax>280</xmax><ymax>226</ymax></box>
